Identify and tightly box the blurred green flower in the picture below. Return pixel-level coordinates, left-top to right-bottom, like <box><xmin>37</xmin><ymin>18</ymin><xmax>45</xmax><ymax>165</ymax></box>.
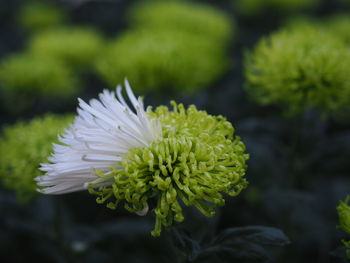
<box><xmin>337</xmin><ymin>196</ymin><xmax>350</xmax><ymax>259</ymax></box>
<box><xmin>29</xmin><ymin>27</ymin><xmax>104</xmax><ymax>70</ymax></box>
<box><xmin>325</xmin><ymin>15</ymin><xmax>350</xmax><ymax>45</ymax></box>
<box><xmin>96</xmin><ymin>0</ymin><xmax>232</xmax><ymax>95</ymax></box>
<box><xmin>128</xmin><ymin>0</ymin><xmax>233</xmax><ymax>45</ymax></box>
<box><xmin>96</xmin><ymin>29</ymin><xmax>229</xmax><ymax>95</ymax></box>
<box><xmin>18</xmin><ymin>1</ymin><xmax>67</xmax><ymax>33</ymax></box>
<box><xmin>0</xmin><ymin>114</ymin><xmax>73</xmax><ymax>202</ymax></box>
<box><xmin>245</xmin><ymin>25</ymin><xmax>350</xmax><ymax>116</ymax></box>
<box><xmin>235</xmin><ymin>0</ymin><xmax>319</xmax><ymax>16</ymax></box>
<box><xmin>0</xmin><ymin>54</ymin><xmax>79</xmax><ymax>113</ymax></box>
<box><xmin>287</xmin><ymin>15</ymin><xmax>350</xmax><ymax>45</ymax></box>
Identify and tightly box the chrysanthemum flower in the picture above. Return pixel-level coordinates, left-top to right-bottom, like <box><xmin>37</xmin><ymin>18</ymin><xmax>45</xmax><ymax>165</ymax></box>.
<box><xmin>0</xmin><ymin>114</ymin><xmax>73</xmax><ymax>202</ymax></box>
<box><xmin>36</xmin><ymin>80</ymin><xmax>248</xmax><ymax>236</ymax></box>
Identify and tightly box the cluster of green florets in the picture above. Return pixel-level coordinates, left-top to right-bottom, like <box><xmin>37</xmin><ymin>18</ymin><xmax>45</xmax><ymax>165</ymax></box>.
<box><xmin>235</xmin><ymin>0</ymin><xmax>319</xmax><ymax>16</ymax></box>
<box><xmin>337</xmin><ymin>197</ymin><xmax>350</xmax><ymax>259</ymax></box>
<box><xmin>96</xmin><ymin>1</ymin><xmax>233</xmax><ymax>95</ymax></box>
<box><xmin>89</xmin><ymin>103</ymin><xmax>249</xmax><ymax>236</ymax></box>
<box><xmin>0</xmin><ymin>114</ymin><xmax>73</xmax><ymax>202</ymax></box>
<box><xmin>0</xmin><ymin>24</ymin><xmax>104</xmax><ymax>113</ymax></box>
<box><xmin>245</xmin><ymin>24</ymin><xmax>350</xmax><ymax>116</ymax></box>
<box><xmin>96</xmin><ymin>29</ymin><xmax>229</xmax><ymax>95</ymax></box>
<box><xmin>29</xmin><ymin>27</ymin><xmax>104</xmax><ymax>70</ymax></box>
<box><xmin>0</xmin><ymin>0</ymin><xmax>105</xmax><ymax>114</ymax></box>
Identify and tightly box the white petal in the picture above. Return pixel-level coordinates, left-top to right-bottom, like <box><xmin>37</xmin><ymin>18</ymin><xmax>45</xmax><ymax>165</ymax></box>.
<box><xmin>36</xmin><ymin>82</ymin><xmax>162</xmax><ymax>195</ymax></box>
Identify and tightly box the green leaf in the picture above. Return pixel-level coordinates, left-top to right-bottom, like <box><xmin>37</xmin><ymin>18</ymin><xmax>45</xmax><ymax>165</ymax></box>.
<box><xmin>213</xmin><ymin>226</ymin><xmax>290</xmax><ymax>246</ymax></box>
<box><xmin>195</xmin><ymin>226</ymin><xmax>290</xmax><ymax>263</ymax></box>
<box><xmin>168</xmin><ymin>227</ymin><xmax>201</xmax><ymax>262</ymax></box>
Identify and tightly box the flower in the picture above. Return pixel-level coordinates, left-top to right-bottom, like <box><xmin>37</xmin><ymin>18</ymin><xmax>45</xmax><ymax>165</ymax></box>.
<box><xmin>36</xmin><ymin>80</ymin><xmax>248</xmax><ymax>236</ymax></box>
<box><xmin>245</xmin><ymin>24</ymin><xmax>350</xmax><ymax>117</ymax></box>
<box><xmin>29</xmin><ymin>27</ymin><xmax>104</xmax><ymax>70</ymax></box>
<box><xmin>96</xmin><ymin>29</ymin><xmax>230</xmax><ymax>95</ymax></box>
<box><xmin>96</xmin><ymin>0</ymin><xmax>232</xmax><ymax>95</ymax></box>
<box><xmin>0</xmin><ymin>53</ymin><xmax>79</xmax><ymax>114</ymax></box>
<box><xmin>18</xmin><ymin>1</ymin><xmax>67</xmax><ymax>33</ymax></box>
<box><xmin>337</xmin><ymin>196</ymin><xmax>350</xmax><ymax>259</ymax></box>
<box><xmin>0</xmin><ymin>114</ymin><xmax>73</xmax><ymax>202</ymax></box>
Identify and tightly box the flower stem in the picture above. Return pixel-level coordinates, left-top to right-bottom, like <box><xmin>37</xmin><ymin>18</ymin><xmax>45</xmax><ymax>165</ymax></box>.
<box><xmin>53</xmin><ymin>197</ymin><xmax>71</xmax><ymax>263</ymax></box>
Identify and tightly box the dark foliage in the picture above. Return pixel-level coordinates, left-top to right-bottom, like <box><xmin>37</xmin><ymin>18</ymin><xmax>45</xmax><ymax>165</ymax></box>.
<box><xmin>1</xmin><ymin>0</ymin><xmax>350</xmax><ymax>262</ymax></box>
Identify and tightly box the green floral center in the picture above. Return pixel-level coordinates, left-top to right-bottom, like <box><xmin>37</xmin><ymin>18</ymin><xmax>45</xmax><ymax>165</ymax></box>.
<box><xmin>89</xmin><ymin>102</ymin><xmax>248</xmax><ymax>236</ymax></box>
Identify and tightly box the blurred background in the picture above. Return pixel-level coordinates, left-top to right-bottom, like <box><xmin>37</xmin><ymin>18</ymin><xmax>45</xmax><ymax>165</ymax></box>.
<box><xmin>0</xmin><ymin>0</ymin><xmax>350</xmax><ymax>262</ymax></box>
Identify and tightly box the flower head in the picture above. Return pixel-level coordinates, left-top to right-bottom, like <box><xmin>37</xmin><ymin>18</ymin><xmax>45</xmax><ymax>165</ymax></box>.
<box><xmin>37</xmin><ymin>80</ymin><xmax>248</xmax><ymax>236</ymax></box>
<box><xmin>245</xmin><ymin>24</ymin><xmax>350</xmax><ymax>117</ymax></box>
<box><xmin>0</xmin><ymin>114</ymin><xmax>73</xmax><ymax>202</ymax></box>
<box><xmin>0</xmin><ymin>54</ymin><xmax>79</xmax><ymax>114</ymax></box>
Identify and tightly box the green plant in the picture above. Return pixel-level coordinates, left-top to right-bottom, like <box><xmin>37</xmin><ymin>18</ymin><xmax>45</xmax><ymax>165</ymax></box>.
<box><xmin>0</xmin><ymin>53</ymin><xmax>79</xmax><ymax>113</ymax></box>
<box><xmin>0</xmin><ymin>114</ymin><xmax>73</xmax><ymax>202</ymax></box>
<box><xmin>129</xmin><ymin>0</ymin><xmax>233</xmax><ymax>45</ymax></box>
<box><xmin>96</xmin><ymin>29</ymin><xmax>229</xmax><ymax>95</ymax></box>
<box><xmin>29</xmin><ymin>27</ymin><xmax>104</xmax><ymax>70</ymax></box>
<box><xmin>18</xmin><ymin>1</ymin><xmax>67</xmax><ymax>33</ymax></box>
<box><xmin>245</xmin><ymin>25</ymin><xmax>350</xmax><ymax>116</ymax></box>
<box><xmin>36</xmin><ymin>84</ymin><xmax>249</xmax><ymax>237</ymax></box>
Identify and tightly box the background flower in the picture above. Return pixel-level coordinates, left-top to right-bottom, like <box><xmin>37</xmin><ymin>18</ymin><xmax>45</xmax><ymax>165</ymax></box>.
<box><xmin>0</xmin><ymin>114</ymin><xmax>73</xmax><ymax>202</ymax></box>
<box><xmin>244</xmin><ymin>23</ymin><xmax>350</xmax><ymax>117</ymax></box>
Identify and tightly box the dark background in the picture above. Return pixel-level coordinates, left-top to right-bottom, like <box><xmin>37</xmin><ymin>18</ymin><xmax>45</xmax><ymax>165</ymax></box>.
<box><xmin>0</xmin><ymin>0</ymin><xmax>349</xmax><ymax>262</ymax></box>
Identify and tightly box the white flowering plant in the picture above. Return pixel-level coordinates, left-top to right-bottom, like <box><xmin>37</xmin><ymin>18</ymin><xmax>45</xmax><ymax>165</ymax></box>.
<box><xmin>37</xmin><ymin>80</ymin><xmax>249</xmax><ymax>237</ymax></box>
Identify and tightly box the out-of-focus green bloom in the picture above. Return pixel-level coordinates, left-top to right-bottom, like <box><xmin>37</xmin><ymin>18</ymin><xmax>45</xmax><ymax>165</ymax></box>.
<box><xmin>245</xmin><ymin>25</ymin><xmax>350</xmax><ymax>116</ymax></box>
<box><xmin>0</xmin><ymin>114</ymin><xmax>73</xmax><ymax>202</ymax></box>
<box><xmin>96</xmin><ymin>0</ymin><xmax>232</xmax><ymax>95</ymax></box>
<box><xmin>337</xmin><ymin>196</ymin><xmax>350</xmax><ymax>259</ymax></box>
<box><xmin>0</xmin><ymin>54</ymin><xmax>79</xmax><ymax>113</ymax></box>
<box><xmin>96</xmin><ymin>29</ymin><xmax>229</xmax><ymax>95</ymax></box>
<box><xmin>235</xmin><ymin>0</ymin><xmax>319</xmax><ymax>16</ymax></box>
<box><xmin>90</xmin><ymin>102</ymin><xmax>249</xmax><ymax>236</ymax></box>
<box><xmin>325</xmin><ymin>15</ymin><xmax>350</xmax><ymax>45</ymax></box>
<box><xmin>288</xmin><ymin>15</ymin><xmax>350</xmax><ymax>45</ymax></box>
<box><xmin>128</xmin><ymin>1</ymin><xmax>233</xmax><ymax>45</ymax></box>
<box><xmin>18</xmin><ymin>1</ymin><xmax>67</xmax><ymax>33</ymax></box>
<box><xmin>29</xmin><ymin>27</ymin><xmax>104</xmax><ymax>70</ymax></box>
